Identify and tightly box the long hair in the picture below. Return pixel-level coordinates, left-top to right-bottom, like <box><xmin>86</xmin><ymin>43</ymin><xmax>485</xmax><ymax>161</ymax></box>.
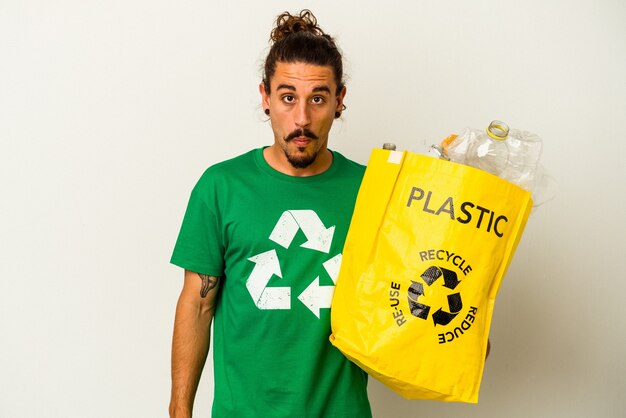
<box><xmin>262</xmin><ymin>10</ymin><xmax>344</xmax><ymax>95</ymax></box>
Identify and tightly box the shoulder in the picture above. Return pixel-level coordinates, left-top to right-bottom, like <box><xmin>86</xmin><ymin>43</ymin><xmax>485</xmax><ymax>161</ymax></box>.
<box><xmin>197</xmin><ymin>149</ymin><xmax>258</xmax><ymax>181</ymax></box>
<box><xmin>204</xmin><ymin>149</ymin><xmax>258</xmax><ymax>175</ymax></box>
<box><xmin>191</xmin><ymin>149</ymin><xmax>260</xmax><ymax>196</ymax></box>
<box><xmin>330</xmin><ymin>150</ymin><xmax>366</xmax><ymax>176</ymax></box>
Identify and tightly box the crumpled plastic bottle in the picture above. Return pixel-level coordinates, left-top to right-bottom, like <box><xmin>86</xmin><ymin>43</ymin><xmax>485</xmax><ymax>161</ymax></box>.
<box><xmin>465</xmin><ymin>120</ymin><xmax>512</xmax><ymax>178</ymax></box>
<box><xmin>431</xmin><ymin>120</ymin><xmax>554</xmax><ymax>206</ymax></box>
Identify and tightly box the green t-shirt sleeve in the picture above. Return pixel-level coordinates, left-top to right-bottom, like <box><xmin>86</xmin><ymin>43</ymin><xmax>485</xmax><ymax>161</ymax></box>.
<box><xmin>170</xmin><ymin>170</ymin><xmax>224</xmax><ymax>276</ymax></box>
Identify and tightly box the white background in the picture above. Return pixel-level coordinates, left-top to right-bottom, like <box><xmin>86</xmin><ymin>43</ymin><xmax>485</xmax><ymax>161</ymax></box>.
<box><xmin>1</xmin><ymin>1</ymin><xmax>625</xmax><ymax>417</ymax></box>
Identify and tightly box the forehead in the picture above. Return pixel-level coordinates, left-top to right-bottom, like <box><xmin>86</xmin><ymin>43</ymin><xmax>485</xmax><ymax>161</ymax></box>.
<box><xmin>271</xmin><ymin>61</ymin><xmax>336</xmax><ymax>92</ymax></box>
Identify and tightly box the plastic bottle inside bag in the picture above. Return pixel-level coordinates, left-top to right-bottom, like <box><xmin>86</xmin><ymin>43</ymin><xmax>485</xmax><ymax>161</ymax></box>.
<box><xmin>438</xmin><ymin>120</ymin><xmax>544</xmax><ymax>194</ymax></box>
<box><xmin>499</xmin><ymin>128</ymin><xmax>543</xmax><ymax>191</ymax></box>
<box><xmin>466</xmin><ymin>120</ymin><xmax>510</xmax><ymax>177</ymax></box>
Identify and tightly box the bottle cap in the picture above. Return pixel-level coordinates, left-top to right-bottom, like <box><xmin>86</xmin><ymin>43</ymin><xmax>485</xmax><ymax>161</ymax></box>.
<box><xmin>486</xmin><ymin>120</ymin><xmax>509</xmax><ymax>141</ymax></box>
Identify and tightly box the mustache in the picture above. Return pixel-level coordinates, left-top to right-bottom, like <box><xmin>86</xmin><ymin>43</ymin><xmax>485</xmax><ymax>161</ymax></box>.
<box><xmin>285</xmin><ymin>129</ymin><xmax>319</xmax><ymax>142</ymax></box>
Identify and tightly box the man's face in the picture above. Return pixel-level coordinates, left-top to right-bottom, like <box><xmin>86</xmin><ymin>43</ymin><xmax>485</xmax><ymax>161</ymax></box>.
<box><xmin>260</xmin><ymin>61</ymin><xmax>346</xmax><ymax>169</ymax></box>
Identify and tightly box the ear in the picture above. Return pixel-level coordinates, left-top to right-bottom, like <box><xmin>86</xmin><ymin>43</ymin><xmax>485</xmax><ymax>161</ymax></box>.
<box><xmin>259</xmin><ymin>82</ymin><xmax>270</xmax><ymax>110</ymax></box>
<box><xmin>336</xmin><ymin>85</ymin><xmax>347</xmax><ymax>113</ymax></box>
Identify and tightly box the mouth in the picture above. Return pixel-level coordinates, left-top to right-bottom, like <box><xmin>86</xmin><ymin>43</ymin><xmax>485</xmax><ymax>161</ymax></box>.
<box><xmin>291</xmin><ymin>137</ymin><xmax>311</xmax><ymax>147</ymax></box>
<box><xmin>285</xmin><ymin>129</ymin><xmax>319</xmax><ymax>146</ymax></box>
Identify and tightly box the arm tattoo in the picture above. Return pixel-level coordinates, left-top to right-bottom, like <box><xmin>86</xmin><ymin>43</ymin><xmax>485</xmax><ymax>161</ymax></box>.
<box><xmin>198</xmin><ymin>274</ymin><xmax>218</xmax><ymax>298</ymax></box>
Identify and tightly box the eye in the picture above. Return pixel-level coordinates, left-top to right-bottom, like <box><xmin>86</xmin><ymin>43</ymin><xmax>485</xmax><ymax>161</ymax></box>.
<box><xmin>281</xmin><ymin>95</ymin><xmax>295</xmax><ymax>104</ymax></box>
<box><xmin>311</xmin><ymin>96</ymin><xmax>326</xmax><ymax>104</ymax></box>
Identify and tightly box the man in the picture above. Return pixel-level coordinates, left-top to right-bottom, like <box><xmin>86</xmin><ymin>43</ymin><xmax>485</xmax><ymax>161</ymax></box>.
<box><xmin>169</xmin><ymin>10</ymin><xmax>372</xmax><ymax>418</ymax></box>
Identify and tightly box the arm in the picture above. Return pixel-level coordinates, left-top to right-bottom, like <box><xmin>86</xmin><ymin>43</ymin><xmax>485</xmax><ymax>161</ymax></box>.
<box><xmin>169</xmin><ymin>270</ymin><xmax>221</xmax><ymax>418</ymax></box>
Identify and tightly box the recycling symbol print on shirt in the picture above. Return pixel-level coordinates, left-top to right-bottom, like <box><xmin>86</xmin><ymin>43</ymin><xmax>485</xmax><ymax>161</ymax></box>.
<box><xmin>245</xmin><ymin>210</ymin><xmax>342</xmax><ymax>319</ymax></box>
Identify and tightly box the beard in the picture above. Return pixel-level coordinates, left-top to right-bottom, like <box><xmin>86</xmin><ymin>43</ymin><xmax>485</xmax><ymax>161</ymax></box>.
<box><xmin>283</xmin><ymin>128</ymin><xmax>320</xmax><ymax>169</ymax></box>
<box><xmin>284</xmin><ymin>148</ymin><xmax>318</xmax><ymax>169</ymax></box>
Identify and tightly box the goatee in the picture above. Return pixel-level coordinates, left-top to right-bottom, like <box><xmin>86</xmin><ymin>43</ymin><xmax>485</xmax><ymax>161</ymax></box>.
<box><xmin>283</xmin><ymin>128</ymin><xmax>319</xmax><ymax>169</ymax></box>
<box><xmin>284</xmin><ymin>148</ymin><xmax>318</xmax><ymax>169</ymax></box>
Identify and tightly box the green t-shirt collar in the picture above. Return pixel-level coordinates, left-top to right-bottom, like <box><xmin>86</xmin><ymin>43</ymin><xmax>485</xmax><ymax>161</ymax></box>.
<box><xmin>254</xmin><ymin>147</ymin><xmax>341</xmax><ymax>183</ymax></box>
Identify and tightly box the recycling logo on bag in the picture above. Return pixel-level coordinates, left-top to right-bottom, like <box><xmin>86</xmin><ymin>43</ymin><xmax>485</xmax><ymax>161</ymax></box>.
<box><xmin>408</xmin><ymin>266</ymin><xmax>463</xmax><ymax>326</ymax></box>
<box><xmin>245</xmin><ymin>209</ymin><xmax>341</xmax><ymax>319</ymax></box>
<box><xmin>389</xmin><ymin>258</ymin><xmax>481</xmax><ymax>345</ymax></box>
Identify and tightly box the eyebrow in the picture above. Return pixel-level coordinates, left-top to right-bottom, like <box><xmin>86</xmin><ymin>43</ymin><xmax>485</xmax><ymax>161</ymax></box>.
<box><xmin>312</xmin><ymin>86</ymin><xmax>331</xmax><ymax>94</ymax></box>
<box><xmin>276</xmin><ymin>84</ymin><xmax>332</xmax><ymax>94</ymax></box>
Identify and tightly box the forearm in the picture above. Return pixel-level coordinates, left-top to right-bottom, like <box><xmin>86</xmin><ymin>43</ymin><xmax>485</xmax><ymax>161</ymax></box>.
<box><xmin>169</xmin><ymin>298</ymin><xmax>213</xmax><ymax>418</ymax></box>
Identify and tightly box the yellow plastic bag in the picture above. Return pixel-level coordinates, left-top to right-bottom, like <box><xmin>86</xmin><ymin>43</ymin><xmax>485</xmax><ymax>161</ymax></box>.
<box><xmin>330</xmin><ymin>149</ymin><xmax>533</xmax><ymax>403</ymax></box>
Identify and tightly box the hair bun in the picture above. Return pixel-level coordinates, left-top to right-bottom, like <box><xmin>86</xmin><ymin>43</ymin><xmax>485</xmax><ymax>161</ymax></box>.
<box><xmin>270</xmin><ymin>9</ymin><xmax>326</xmax><ymax>42</ymax></box>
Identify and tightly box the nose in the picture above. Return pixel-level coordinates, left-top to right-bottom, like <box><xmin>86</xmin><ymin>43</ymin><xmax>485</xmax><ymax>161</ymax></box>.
<box><xmin>294</xmin><ymin>101</ymin><xmax>311</xmax><ymax>128</ymax></box>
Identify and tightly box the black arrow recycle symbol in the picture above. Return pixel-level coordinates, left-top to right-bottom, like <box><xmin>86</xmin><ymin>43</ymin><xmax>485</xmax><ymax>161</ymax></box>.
<box><xmin>407</xmin><ymin>266</ymin><xmax>462</xmax><ymax>326</ymax></box>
